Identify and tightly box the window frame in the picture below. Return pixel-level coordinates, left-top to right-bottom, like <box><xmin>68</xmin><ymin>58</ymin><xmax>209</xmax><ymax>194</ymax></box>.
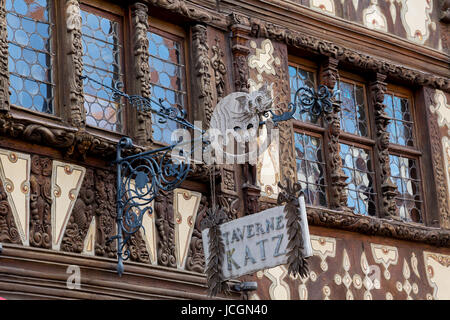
<box><xmin>147</xmin><ymin>16</ymin><xmax>191</xmax><ymax>147</ymax></box>
<box><xmin>7</xmin><ymin>0</ymin><xmax>61</xmax><ymax>121</ymax></box>
<box><xmin>80</xmin><ymin>0</ymin><xmax>128</xmax><ymax>135</ymax></box>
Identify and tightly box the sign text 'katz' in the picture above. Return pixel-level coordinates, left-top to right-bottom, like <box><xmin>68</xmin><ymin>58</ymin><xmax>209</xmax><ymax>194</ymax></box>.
<box><xmin>202</xmin><ymin>198</ymin><xmax>312</xmax><ymax>280</ymax></box>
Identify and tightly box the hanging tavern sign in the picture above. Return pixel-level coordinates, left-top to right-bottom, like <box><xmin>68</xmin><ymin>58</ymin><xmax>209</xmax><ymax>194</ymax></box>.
<box><xmin>202</xmin><ymin>191</ymin><xmax>313</xmax><ymax>280</ymax></box>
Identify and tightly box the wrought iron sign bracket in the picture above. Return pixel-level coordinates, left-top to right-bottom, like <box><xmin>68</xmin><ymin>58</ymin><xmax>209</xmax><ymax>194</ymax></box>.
<box><xmin>81</xmin><ymin>75</ymin><xmax>338</xmax><ymax>276</ymax></box>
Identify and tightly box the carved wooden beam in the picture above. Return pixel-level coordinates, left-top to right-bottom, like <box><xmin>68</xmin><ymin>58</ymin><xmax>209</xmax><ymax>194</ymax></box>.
<box><xmin>131</xmin><ymin>2</ymin><xmax>152</xmax><ymax>146</ymax></box>
<box><xmin>249</xmin><ymin>18</ymin><xmax>450</xmax><ymax>93</ymax></box>
<box><xmin>65</xmin><ymin>0</ymin><xmax>85</xmax><ymax>128</ymax></box>
<box><xmin>0</xmin><ymin>0</ymin><xmax>10</xmax><ymax>112</ymax></box>
<box><xmin>307</xmin><ymin>207</ymin><xmax>450</xmax><ymax>248</ymax></box>
<box><xmin>321</xmin><ymin>57</ymin><xmax>348</xmax><ymax>210</ymax></box>
<box><xmin>146</xmin><ymin>0</ymin><xmax>228</xmax><ymax>30</ymax></box>
<box><xmin>369</xmin><ymin>73</ymin><xmax>398</xmax><ymax>219</ymax></box>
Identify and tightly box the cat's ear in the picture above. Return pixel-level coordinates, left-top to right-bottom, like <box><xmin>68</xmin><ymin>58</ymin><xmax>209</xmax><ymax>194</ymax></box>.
<box><xmin>236</xmin><ymin>96</ymin><xmax>248</xmax><ymax>109</ymax></box>
<box><xmin>258</xmin><ymin>83</ymin><xmax>268</xmax><ymax>93</ymax></box>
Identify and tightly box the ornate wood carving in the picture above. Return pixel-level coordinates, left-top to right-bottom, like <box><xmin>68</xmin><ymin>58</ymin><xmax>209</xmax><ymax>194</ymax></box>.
<box><xmin>0</xmin><ymin>0</ymin><xmax>9</xmax><ymax>111</ymax></box>
<box><xmin>210</xmin><ymin>37</ymin><xmax>226</xmax><ymax>101</ymax></box>
<box><xmin>128</xmin><ymin>231</ymin><xmax>150</xmax><ymax>263</ymax></box>
<box><xmin>61</xmin><ymin>169</ymin><xmax>95</xmax><ymax>253</ymax></box>
<box><xmin>192</xmin><ymin>24</ymin><xmax>214</xmax><ymax>126</ymax></box>
<box><xmin>321</xmin><ymin>58</ymin><xmax>348</xmax><ymax>210</ymax></box>
<box><xmin>369</xmin><ymin>73</ymin><xmax>398</xmax><ymax>219</ymax></box>
<box><xmin>440</xmin><ymin>0</ymin><xmax>450</xmax><ymax>23</ymax></box>
<box><xmin>424</xmin><ymin>87</ymin><xmax>450</xmax><ymax>229</ymax></box>
<box><xmin>131</xmin><ymin>2</ymin><xmax>152</xmax><ymax>146</ymax></box>
<box><xmin>147</xmin><ymin>0</ymin><xmax>227</xmax><ymax>29</ymax></box>
<box><xmin>65</xmin><ymin>0</ymin><xmax>85</xmax><ymax>128</ymax></box>
<box><xmin>307</xmin><ymin>207</ymin><xmax>450</xmax><ymax>247</ymax></box>
<box><xmin>155</xmin><ymin>190</ymin><xmax>176</xmax><ymax>268</ymax></box>
<box><xmin>29</xmin><ymin>155</ymin><xmax>52</xmax><ymax>249</ymax></box>
<box><xmin>185</xmin><ymin>195</ymin><xmax>208</xmax><ymax>273</ymax></box>
<box><xmin>249</xmin><ymin>18</ymin><xmax>450</xmax><ymax>93</ymax></box>
<box><xmin>0</xmin><ymin>178</ymin><xmax>20</xmax><ymax>244</ymax></box>
<box><xmin>94</xmin><ymin>169</ymin><xmax>116</xmax><ymax>258</ymax></box>
<box><xmin>0</xmin><ymin>113</ymin><xmax>125</xmax><ymax>160</ymax></box>
<box><xmin>217</xmin><ymin>193</ymin><xmax>240</xmax><ymax>221</ymax></box>
<box><xmin>229</xmin><ymin>13</ymin><xmax>251</xmax><ymax>93</ymax></box>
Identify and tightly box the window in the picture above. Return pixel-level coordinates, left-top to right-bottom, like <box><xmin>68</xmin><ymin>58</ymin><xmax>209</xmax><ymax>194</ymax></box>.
<box><xmin>147</xmin><ymin>20</ymin><xmax>187</xmax><ymax>145</ymax></box>
<box><xmin>335</xmin><ymin>73</ymin><xmax>377</xmax><ymax>216</ymax></box>
<box><xmin>340</xmin><ymin>143</ymin><xmax>376</xmax><ymax>215</ymax></box>
<box><xmin>6</xmin><ymin>0</ymin><xmax>54</xmax><ymax>114</ymax></box>
<box><xmin>289</xmin><ymin>58</ymin><xmax>328</xmax><ymax>207</ymax></box>
<box><xmin>385</xmin><ymin>86</ymin><xmax>422</xmax><ymax>223</ymax></box>
<box><xmin>81</xmin><ymin>4</ymin><xmax>124</xmax><ymax>132</ymax></box>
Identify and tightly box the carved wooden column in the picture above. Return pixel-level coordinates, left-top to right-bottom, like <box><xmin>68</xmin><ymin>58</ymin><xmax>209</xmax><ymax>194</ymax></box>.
<box><xmin>229</xmin><ymin>13</ymin><xmax>259</xmax><ymax>215</ymax></box>
<box><xmin>229</xmin><ymin>13</ymin><xmax>250</xmax><ymax>93</ymax></box>
<box><xmin>130</xmin><ymin>2</ymin><xmax>152</xmax><ymax>146</ymax></box>
<box><xmin>321</xmin><ymin>57</ymin><xmax>348</xmax><ymax>210</ymax></box>
<box><xmin>65</xmin><ymin>0</ymin><xmax>85</xmax><ymax>128</ymax></box>
<box><xmin>369</xmin><ymin>73</ymin><xmax>398</xmax><ymax>219</ymax></box>
<box><xmin>0</xmin><ymin>0</ymin><xmax>10</xmax><ymax>112</ymax></box>
<box><xmin>191</xmin><ymin>24</ymin><xmax>214</xmax><ymax>126</ymax></box>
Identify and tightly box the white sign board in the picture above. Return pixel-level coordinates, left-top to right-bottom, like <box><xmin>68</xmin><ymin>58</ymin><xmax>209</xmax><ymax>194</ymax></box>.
<box><xmin>202</xmin><ymin>195</ymin><xmax>312</xmax><ymax>280</ymax></box>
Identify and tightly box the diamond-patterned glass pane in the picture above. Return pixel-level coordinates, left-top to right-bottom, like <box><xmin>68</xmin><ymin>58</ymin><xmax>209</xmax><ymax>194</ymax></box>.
<box><xmin>384</xmin><ymin>94</ymin><xmax>414</xmax><ymax>147</ymax></box>
<box><xmin>335</xmin><ymin>80</ymin><xmax>368</xmax><ymax>137</ymax></box>
<box><xmin>294</xmin><ymin>132</ymin><xmax>327</xmax><ymax>206</ymax></box>
<box><xmin>340</xmin><ymin>143</ymin><xmax>376</xmax><ymax>216</ymax></box>
<box><xmin>289</xmin><ymin>65</ymin><xmax>320</xmax><ymax>124</ymax></box>
<box><xmin>6</xmin><ymin>0</ymin><xmax>53</xmax><ymax>113</ymax></box>
<box><xmin>148</xmin><ymin>31</ymin><xmax>186</xmax><ymax>145</ymax></box>
<box><xmin>81</xmin><ymin>9</ymin><xmax>123</xmax><ymax>132</ymax></box>
<box><xmin>389</xmin><ymin>155</ymin><xmax>422</xmax><ymax>223</ymax></box>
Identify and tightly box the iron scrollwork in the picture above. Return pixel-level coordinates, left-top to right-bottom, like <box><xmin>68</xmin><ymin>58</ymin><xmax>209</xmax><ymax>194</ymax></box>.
<box><xmin>81</xmin><ymin>75</ymin><xmax>337</xmax><ymax>276</ymax></box>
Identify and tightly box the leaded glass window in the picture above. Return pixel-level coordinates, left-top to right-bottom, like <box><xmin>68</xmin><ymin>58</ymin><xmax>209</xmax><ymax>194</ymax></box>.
<box><xmin>148</xmin><ymin>29</ymin><xmax>187</xmax><ymax>145</ymax></box>
<box><xmin>81</xmin><ymin>7</ymin><xmax>124</xmax><ymax>132</ymax></box>
<box><xmin>384</xmin><ymin>93</ymin><xmax>414</xmax><ymax>147</ymax></box>
<box><xmin>389</xmin><ymin>155</ymin><xmax>422</xmax><ymax>223</ymax></box>
<box><xmin>6</xmin><ymin>0</ymin><xmax>54</xmax><ymax>113</ymax></box>
<box><xmin>335</xmin><ymin>79</ymin><xmax>369</xmax><ymax>137</ymax></box>
<box><xmin>340</xmin><ymin>143</ymin><xmax>376</xmax><ymax>216</ymax></box>
<box><xmin>294</xmin><ymin>132</ymin><xmax>327</xmax><ymax>206</ymax></box>
<box><xmin>289</xmin><ymin>65</ymin><xmax>318</xmax><ymax>124</ymax></box>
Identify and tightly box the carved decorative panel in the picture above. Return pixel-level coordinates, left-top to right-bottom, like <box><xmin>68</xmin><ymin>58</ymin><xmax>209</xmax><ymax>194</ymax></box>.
<box><xmin>0</xmin><ymin>0</ymin><xmax>10</xmax><ymax>111</ymax></box>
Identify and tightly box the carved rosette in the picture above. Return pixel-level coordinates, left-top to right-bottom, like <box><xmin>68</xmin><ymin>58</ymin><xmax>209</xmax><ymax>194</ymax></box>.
<box><xmin>322</xmin><ymin>58</ymin><xmax>348</xmax><ymax>210</ymax></box>
<box><xmin>66</xmin><ymin>0</ymin><xmax>85</xmax><ymax>127</ymax></box>
<box><xmin>192</xmin><ymin>24</ymin><xmax>214</xmax><ymax>126</ymax></box>
<box><xmin>61</xmin><ymin>169</ymin><xmax>95</xmax><ymax>253</ymax></box>
<box><xmin>94</xmin><ymin>169</ymin><xmax>116</xmax><ymax>258</ymax></box>
<box><xmin>370</xmin><ymin>74</ymin><xmax>398</xmax><ymax>218</ymax></box>
<box><xmin>29</xmin><ymin>155</ymin><xmax>52</xmax><ymax>249</ymax></box>
<box><xmin>155</xmin><ymin>190</ymin><xmax>177</xmax><ymax>268</ymax></box>
<box><xmin>0</xmin><ymin>0</ymin><xmax>9</xmax><ymax>111</ymax></box>
<box><xmin>131</xmin><ymin>3</ymin><xmax>152</xmax><ymax>145</ymax></box>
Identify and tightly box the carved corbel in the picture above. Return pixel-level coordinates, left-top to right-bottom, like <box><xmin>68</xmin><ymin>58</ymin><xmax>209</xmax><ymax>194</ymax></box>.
<box><xmin>191</xmin><ymin>24</ymin><xmax>214</xmax><ymax>126</ymax></box>
<box><xmin>0</xmin><ymin>0</ymin><xmax>10</xmax><ymax>112</ymax></box>
<box><xmin>131</xmin><ymin>2</ymin><xmax>152</xmax><ymax>146</ymax></box>
<box><xmin>369</xmin><ymin>73</ymin><xmax>398</xmax><ymax>219</ymax></box>
<box><xmin>65</xmin><ymin>0</ymin><xmax>85</xmax><ymax>128</ymax></box>
<box><xmin>321</xmin><ymin>58</ymin><xmax>348</xmax><ymax>210</ymax></box>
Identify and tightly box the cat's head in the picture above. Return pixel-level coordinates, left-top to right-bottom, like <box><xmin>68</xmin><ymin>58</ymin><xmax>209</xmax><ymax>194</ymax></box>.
<box><xmin>237</xmin><ymin>82</ymin><xmax>274</xmax><ymax>115</ymax></box>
